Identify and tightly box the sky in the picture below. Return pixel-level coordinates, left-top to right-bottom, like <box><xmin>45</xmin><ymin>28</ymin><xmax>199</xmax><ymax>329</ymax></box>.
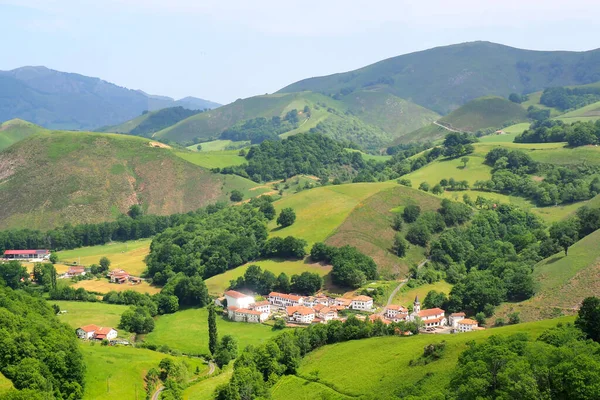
<box><xmin>1</xmin><ymin>0</ymin><xmax>599</xmax><ymax>105</ymax></box>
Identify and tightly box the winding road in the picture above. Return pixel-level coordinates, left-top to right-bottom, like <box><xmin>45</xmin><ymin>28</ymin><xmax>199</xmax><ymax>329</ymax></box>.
<box><xmin>433</xmin><ymin>121</ymin><xmax>465</xmax><ymax>133</ymax></box>
<box><xmin>380</xmin><ymin>259</ymin><xmax>429</xmax><ymax>315</ymax></box>
<box><xmin>151</xmin><ymin>361</ymin><xmax>216</xmax><ymax>400</ymax></box>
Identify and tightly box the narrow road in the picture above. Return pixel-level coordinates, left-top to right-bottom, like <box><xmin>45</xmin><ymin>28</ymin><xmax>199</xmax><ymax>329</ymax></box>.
<box><xmin>433</xmin><ymin>121</ymin><xmax>464</xmax><ymax>133</ymax></box>
<box><xmin>380</xmin><ymin>259</ymin><xmax>429</xmax><ymax>315</ymax></box>
<box><xmin>151</xmin><ymin>360</ymin><xmax>216</xmax><ymax>400</ymax></box>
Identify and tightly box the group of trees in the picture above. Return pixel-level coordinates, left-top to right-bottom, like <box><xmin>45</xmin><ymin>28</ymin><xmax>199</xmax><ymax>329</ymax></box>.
<box><xmin>208</xmin><ymin>304</ymin><xmax>240</xmax><ymax>368</ymax></box>
<box><xmin>473</xmin><ymin>147</ymin><xmax>600</xmax><ymax>206</ymax></box>
<box><xmin>0</xmin><ymin>286</ymin><xmax>86</xmax><ymax>399</ymax></box>
<box><xmin>442</xmin><ymin>132</ymin><xmax>477</xmax><ymax>158</ymax></box>
<box><xmin>228</xmin><ymin>264</ymin><xmax>323</xmax><ymax>296</ymax></box>
<box><xmin>214</xmin><ymin>315</ymin><xmax>420</xmax><ymax>399</ymax></box>
<box><xmin>540</xmin><ymin>86</ymin><xmax>600</xmax><ymax>111</ymax></box>
<box><xmin>220</xmin><ymin>112</ymin><xmax>301</xmax><ymax>144</ymax></box>
<box><xmin>310</xmin><ymin>243</ymin><xmax>377</xmax><ymax>288</ymax></box>
<box><xmin>515</xmin><ymin>119</ymin><xmax>600</xmax><ymax>147</ymax></box>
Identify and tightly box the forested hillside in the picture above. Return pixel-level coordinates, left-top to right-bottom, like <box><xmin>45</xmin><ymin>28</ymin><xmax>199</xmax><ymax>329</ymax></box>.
<box><xmin>279</xmin><ymin>41</ymin><xmax>600</xmax><ymax>114</ymax></box>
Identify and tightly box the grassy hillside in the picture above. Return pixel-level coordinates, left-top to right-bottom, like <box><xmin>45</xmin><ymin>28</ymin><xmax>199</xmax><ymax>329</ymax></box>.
<box><xmin>325</xmin><ymin>186</ymin><xmax>441</xmax><ymax>277</ymax></box>
<box><xmin>53</xmin><ymin>301</ymin><xmax>128</xmax><ymax>330</ymax></box>
<box><xmin>99</xmin><ymin>107</ymin><xmax>201</xmax><ymax>137</ymax></box>
<box><xmin>81</xmin><ymin>344</ymin><xmax>207</xmax><ymax>400</ymax></box>
<box><xmin>0</xmin><ymin>118</ymin><xmax>45</xmax><ymax>151</ymax></box>
<box><xmin>271</xmin><ymin>316</ymin><xmax>573</xmax><ymax>400</ymax></box>
<box><xmin>143</xmin><ymin>308</ymin><xmax>279</xmax><ymax>355</ymax></box>
<box><xmin>0</xmin><ymin>126</ymin><xmax>260</xmax><ymax>229</ymax></box>
<box><xmin>497</xmin><ymin>229</ymin><xmax>600</xmax><ymax>322</ymax></box>
<box><xmin>56</xmin><ymin>239</ymin><xmax>151</xmax><ymax>276</ymax></box>
<box><xmin>183</xmin><ymin>369</ymin><xmax>233</xmax><ymax>400</ymax></box>
<box><xmin>279</xmin><ymin>41</ymin><xmax>600</xmax><ymax>115</ymax></box>
<box><xmin>437</xmin><ymin>96</ymin><xmax>528</xmax><ymax>132</ymax></box>
<box><xmin>0</xmin><ymin>373</ymin><xmax>12</xmax><ymax>395</ymax></box>
<box><xmin>555</xmin><ymin>100</ymin><xmax>600</xmax><ymax>123</ymax></box>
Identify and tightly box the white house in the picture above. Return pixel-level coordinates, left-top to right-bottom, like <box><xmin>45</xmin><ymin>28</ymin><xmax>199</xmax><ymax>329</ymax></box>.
<box><xmin>350</xmin><ymin>295</ymin><xmax>374</xmax><ymax>311</ymax></box>
<box><xmin>410</xmin><ymin>296</ymin><xmax>446</xmax><ymax>328</ymax></box>
<box><xmin>384</xmin><ymin>304</ymin><xmax>409</xmax><ymax>321</ymax></box>
<box><xmin>268</xmin><ymin>292</ymin><xmax>304</xmax><ymax>308</ymax></box>
<box><xmin>251</xmin><ymin>300</ymin><xmax>271</xmax><ymax>314</ymax></box>
<box><xmin>227</xmin><ymin>307</ymin><xmax>267</xmax><ymax>323</ymax></box>
<box><xmin>76</xmin><ymin>325</ymin><xmax>117</xmax><ymax>340</ymax></box>
<box><xmin>224</xmin><ymin>290</ymin><xmax>255</xmax><ymax>309</ymax></box>
<box><xmin>333</xmin><ymin>298</ymin><xmax>352</xmax><ymax>309</ymax></box>
<box><xmin>286</xmin><ymin>306</ymin><xmax>315</xmax><ymax>324</ymax></box>
<box><xmin>455</xmin><ymin>318</ymin><xmax>478</xmax><ymax>333</ymax></box>
<box><xmin>317</xmin><ymin>306</ymin><xmax>338</xmax><ymax>322</ymax></box>
<box><xmin>449</xmin><ymin>312</ymin><xmax>466</xmax><ymax>328</ymax></box>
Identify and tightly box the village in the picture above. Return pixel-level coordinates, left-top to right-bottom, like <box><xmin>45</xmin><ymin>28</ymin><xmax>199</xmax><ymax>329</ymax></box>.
<box><xmin>218</xmin><ymin>289</ymin><xmax>482</xmax><ymax>334</ymax></box>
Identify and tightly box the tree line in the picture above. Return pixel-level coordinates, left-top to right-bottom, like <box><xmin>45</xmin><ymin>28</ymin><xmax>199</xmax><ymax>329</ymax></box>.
<box><xmin>540</xmin><ymin>86</ymin><xmax>600</xmax><ymax>111</ymax></box>
<box><xmin>515</xmin><ymin>119</ymin><xmax>600</xmax><ymax>147</ymax></box>
<box><xmin>220</xmin><ymin>111</ymin><xmax>301</xmax><ymax>144</ymax></box>
<box><xmin>228</xmin><ymin>264</ymin><xmax>323</xmax><ymax>296</ymax></box>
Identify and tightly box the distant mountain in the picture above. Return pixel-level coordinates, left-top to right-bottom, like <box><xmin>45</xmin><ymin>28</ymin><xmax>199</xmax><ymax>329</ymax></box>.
<box><xmin>0</xmin><ymin>66</ymin><xmax>220</xmax><ymax>130</ymax></box>
<box><xmin>279</xmin><ymin>41</ymin><xmax>600</xmax><ymax>115</ymax></box>
<box><xmin>99</xmin><ymin>106</ymin><xmax>203</xmax><ymax>137</ymax></box>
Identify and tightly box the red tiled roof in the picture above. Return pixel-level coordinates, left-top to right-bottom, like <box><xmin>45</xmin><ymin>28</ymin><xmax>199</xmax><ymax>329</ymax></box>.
<box><xmin>352</xmin><ymin>295</ymin><xmax>373</xmax><ymax>302</ymax></box>
<box><xmin>224</xmin><ymin>290</ymin><xmax>250</xmax><ymax>299</ymax></box>
<box><xmin>109</xmin><ymin>269</ymin><xmax>128</xmax><ymax>276</ymax></box>
<box><xmin>386</xmin><ymin>305</ymin><xmax>407</xmax><ymax>311</ymax></box>
<box><xmin>418</xmin><ymin>308</ymin><xmax>445</xmax><ymax>318</ymax></box>
<box><xmin>335</xmin><ymin>298</ymin><xmax>352</xmax><ymax>305</ymax></box>
<box><xmin>423</xmin><ymin>317</ymin><xmax>442</xmax><ymax>324</ymax></box>
<box><xmin>95</xmin><ymin>327</ymin><xmax>114</xmax><ymax>335</ymax></box>
<box><xmin>369</xmin><ymin>314</ymin><xmax>391</xmax><ymax>324</ymax></box>
<box><xmin>227</xmin><ymin>306</ymin><xmax>239</xmax><ymax>311</ymax></box>
<box><xmin>4</xmin><ymin>249</ymin><xmax>49</xmax><ymax>255</ymax></box>
<box><xmin>79</xmin><ymin>324</ymin><xmax>99</xmax><ymax>333</ymax></box>
<box><xmin>450</xmin><ymin>312</ymin><xmax>466</xmax><ymax>317</ymax></box>
<box><xmin>287</xmin><ymin>306</ymin><xmax>314</xmax><ymax>316</ymax></box>
<box><xmin>253</xmin><ymin>300</ymin><xmax>269</xmax><ymax>306</ymax></box>
<box><xmin>459</xmin><ymin>318</ymin><xmax>478</xmax><ymax>326</ymax></box>
<box><xmin>269</xmin><ymin>292</ymin><xmax>303</xmax><ymax>302</ymax></box>
<box><xmin>236</xmin><ymin>309</ymin><xmax>262</xmax><ymax>316</ymax></box>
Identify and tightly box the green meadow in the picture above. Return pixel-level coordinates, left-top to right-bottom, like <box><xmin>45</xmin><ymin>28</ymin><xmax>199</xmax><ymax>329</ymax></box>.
<box><xmin>404</xmin><ymin>154</ymin><xmax>491</xmax><ymax>187</ymax></box>
<box><xmin>392</xmin><ymin>280</ymin><xmax>453</xmax><ymax>306</ymax></box>
<box><xmin>271</xmin><ymin>375</ymin><xmax>352</xmax><ymax>400</ymax></box>
<box><xmin>278</xmin><ymin>317</ymin><xmax>573</xmax><ymax>400</ymax></box>
<box><xmin>205</xmin><ymin>259</ymin><xmax>332</xmax><ymax>296</ymax></box>
<box><xmin>53</xmin><ymin>301</ymin><xmax>128</xmax><ymax>330</ymax></box>
<box><xmin>183</xmin><ymin>369</ymin><xmax>233</xmax><ymax>400</ymax></box>
<box><xmin>175</xmin><ymin>150</ymin><xmax>247</xmax><ymax>169</ymax></box>
<box><xmin>143</xmin><ymin>308</ymin><xmax>279</xmax><ymax>355</ymax></box>
<box><xmin>0</xmin><ymin>373</ymin><xmax>12</xmax><ymax>395</ymax></box>
<box><xmin>81</xmin><ymin>344</ymin><xmax>207</xmax><ymax>400</ymax></box>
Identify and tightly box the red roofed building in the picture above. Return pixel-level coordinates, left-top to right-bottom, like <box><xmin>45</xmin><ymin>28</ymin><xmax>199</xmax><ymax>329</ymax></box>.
<box><xmin>268</xmin><ymin>292</ymin><xmax>305</xmax><ymax>308</ymax></box>
<box><xmin>4</xmin><ymin>249</ymin><xmax>50</xmax><ymax>260</ymax></box>
<box><xmin>351</xmin><ymin>295</ymin><xmax>373</xmax><ymax>310</ymax></box>
<box><xmin>76</xmin><ymin>325</ymin><xmax>117</xmax><ymax>340</ymax></box>
<box><xmin>410</xmin><ymin>295</ymin><xmax>447</xmax><ymax>327</ymax></box>
<box><xmin>228</xmin><ymin>306</ymin><xmax>267</xmax><ymax>323</ymax></box>
<box><xmin>224</xmin><ymin>290</ymin><xmax>255</xmax><ymax>309</ymax></box>
<box><xmin>286</xmin><ymin>306</ymin><xmax>315</xmax><ymax>324</ymax></box>
<box><xmin>66</xmin><ymin>266</ymin><xmax>86</xmax><ymax>277</ymax></box>
<box><xmin>455</xmin><ymin>318</ymin><xmax>478</xmax><ymax>333</ymax></box>
<box><xmin>384</xmin><ymin>304</ymin><xmax>409</xmax><ymax>321</ymax></box>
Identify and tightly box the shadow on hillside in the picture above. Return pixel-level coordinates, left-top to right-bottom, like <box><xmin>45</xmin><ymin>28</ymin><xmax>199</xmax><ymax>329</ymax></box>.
<box><xmin>544</xmin><ymin>254</ymin><xmax>565</xmax><ymax>265</ymax></box>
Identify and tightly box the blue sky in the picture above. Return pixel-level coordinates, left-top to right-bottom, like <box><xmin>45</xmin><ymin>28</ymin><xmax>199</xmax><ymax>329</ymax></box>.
<box><xmin>1</xmin><ymin>0</ymin><xmax>598</xmax><ymax>104</ymax></box>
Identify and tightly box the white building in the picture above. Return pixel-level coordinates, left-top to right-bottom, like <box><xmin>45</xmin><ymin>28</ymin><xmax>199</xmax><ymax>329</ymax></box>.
<box><xmin>455</xmin><ymin>318</ymin><xmax>478</xmax><ymax>332</ymax></box>
<box><xmin>252</xmin><ymin>300</ymin><xmax>271</xmax><ymax>314</ymax></box>
<box><xmin>76</xmin><ymin>325</ymin><xmax>117</xmax><ymax>340</ymax></box>
<box><xmin>286</xmin><ymin>306</ymin><xmax>315</xmax><ymax>324</ymax></box>
<box><xmin>350</xmin><ymin>295</ymin><xmax>373</xmax><ymax>311</ymax></box>
<box><xmin>227</xmin><ymin>307</ymin><xmax>267</xmax><ymax>323</ymax></box>
<box><xmin>268</xmin><ymin>292</ymin><xmax>304</xmax><ymax>308</ymax></box>
<box><xmin>313</xmin><ymin>304</ymin><xmax>338</xmax><ymax>322</ymax></box>
<box><xmin>384</xmin><ymin>305</ymin><xmax>409</xmax><ymax>321</ymax></box>
<box><xmin>333</xmin><ymin>298</ymin><xmax>352</xmax><ymax>309</ymax></box>
<box><xmin>449</xmin><ymin>312</ymin><xmax>466</xmax><ymax>328</ymax></box>
<box><xmin>224</xmin><ymin>290</ymin><xmax>255</xmax><ymax>309</ymax></box>
<box><xmin>76</xmin><ymin>324</ymin><xmax>98</xmax><ymax>340</ymax></box>
<box><xmin>410</xmin><ymin>296</ymin><xmax>447</xmax><ymax>328</ymax></box>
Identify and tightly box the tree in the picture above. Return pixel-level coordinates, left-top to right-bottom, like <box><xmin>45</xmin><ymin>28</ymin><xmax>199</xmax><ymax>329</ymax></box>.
<box><xmin>274</xmin><ymin>272</ymin><xmax>291</xmax><ymax>293</ymax></box>
<box><xmin>128</xmin><ymin>204</ymin><xmax>143</xmax><ymax>219</ymax></box>
<box><xmin>461</xmin><ymin>157</ymin><xmax>470</xmax><ymax>168</ymax></box>
<box><xmin>49</xmin><ymin>253</ymin><xmax>58</xmax><ymax>264</ymax></box>
<box><xmin>208</xmin><ymin>304</ymin><xmax>218</xmax><ymax>355</ymax></box>
<box><xmin>406</xmin><ymin>224</ymin><xmax>431</xmax><ymax>247</ymax></box>
<box><xmin>99</xmin><ymin>257</ymin><xmax>111</xmax><ymax>272</ymax></box>
<box><xmin>259</xmin><ymin>202</ymin><xmax>276</xmax><ymax>220</ymax></box>
<box><xmin>431</xmin><ymin>184</ymin><xmax>444</xmax><ymax>195</ymax></box>
<box><xmin>196</xmin><ymin>144</ymin><xmax>202</xmax><ymax>151</ymax></box>
<box><xmin>549</xmin><ymin>219</ymin><xmax>579</xmax><ymax>256</ymax></box>
<box><xmin>418</xmin><ymin>182</ymin><xmax>430</xmax><ymax>192</ymax></box>
<box><xmin>277</xmin><ymin>208</ymin><xmax>296</xmax><ymax>227</ymax></box>
<box><xmin>392</xmin><ymin>214</ymin><xmax>403</xmax><ymax>231</ymax></box>
<box><xmin>119</xmin><ymin>306</ymin><xmax>155</xmax><ymax>334</ymax></box>
<box><xmin>508</xmin><ymin>312</ymin><xmax>521</xmax><ymax>325</ymax></box>
<box><xmin>403</xmin><ymin>205</ymin><xmax>421</xmax><ymax>223</ymax></box>
<box><xmin>575</xmin><ymin>296</ymin><xmax>600</xmax><ymax>342</ymax></box>
<box><xmin>230</xmin><ymin>190</ymin><xmax>243</xmax><ymax>202</ymax></box>
<box><xmin>291</xmin><ymin>272</ymin><xmax>323</xmax><ymax>295</ymax></box>
<box><xmin>423</xmin><ymin>290</ymin><xmax>448</xmax><ymax>309</ymax></box>
<box><xmin>475</xmin><ymin>312</ymin><xmax>486</xmax><ymax>326</ymax></box>
<box><xmin>393</xmin><ymin>234</ymin><xmax>408</xmax><ymax>257</ymax></box>
<box><xmin>0</xmin><ymin>261</ymin><xmax>28</xmax><ymax>289</ymax></box>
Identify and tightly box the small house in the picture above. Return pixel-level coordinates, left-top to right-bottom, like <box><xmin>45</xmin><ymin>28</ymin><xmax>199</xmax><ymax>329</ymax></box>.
<box><xmin>224</xmin><ymin>290</ymin><xmax>255</xmax><ymax>309</ymax></box>
<box><xmin>3</xmin><ymin>249</ymin><xmax>50</xmax><ymax>261</ymax></box>
<box><xmin>286</xmin><ymin>306</ymin><xmax>315</xmax><ymax>324</ymax></box>
<box><xmin>350</xmin><ymin>295</ymin><xmax>373</xmax><ymax>311</ymax></box>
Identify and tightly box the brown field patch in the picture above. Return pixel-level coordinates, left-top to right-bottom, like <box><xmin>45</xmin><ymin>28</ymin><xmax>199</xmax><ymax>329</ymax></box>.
<box><xmin>149</xmin><ymin>141</ymin><xmax>171</xmax><ymax>149</ymax></box>
<box><xmin>73</xmin><ymin>278</ymin><xmax>161</xmax><ymax>295</ymax></box>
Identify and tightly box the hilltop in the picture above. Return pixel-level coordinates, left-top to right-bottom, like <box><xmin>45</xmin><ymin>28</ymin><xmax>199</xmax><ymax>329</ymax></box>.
<box><xmin>0</xmin><ymin>66</ymin><xmax>219</xmax><ymax>130</ymax></box>
<box><xmin>0</xmin><ymin>119</ymin><xmax>45</xmax><ymax>151</ymax></box>
<box><xmin>0</xmin><ymin>125</ymin><xmax>258</xmax><ymax>229</ymax></box>
<box><xmin>97</xmin><ymin>106</ymin><xmax>202</xmax><ymax>137</ymax></box>
<box><xmin>279</xmin><ymin>41</ymin><xmax>600</xmax><ymax>114</ymax></box>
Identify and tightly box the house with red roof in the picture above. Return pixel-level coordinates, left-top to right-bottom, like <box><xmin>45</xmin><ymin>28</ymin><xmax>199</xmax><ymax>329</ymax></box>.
<box><xmin>224</xmin><ymin>290</ymin><xmax>256</xmax><ymax>309</ymax></box>
<box><xmin>76</xmin><ymin>325</ymin><xmax>117</xmax><ymax>340</ymax></box>
<box><xmin>268</xmin><ymin>292</ymin><xmax>305</xmax><ymax>308</ymax></box>
<box><xmin>409</xmin><ymin>296</ymin><xmax>447</xmax><ymax>327</ymax></box>
<box><xmin>286</xmin><ymin>306</ymin><xmax>315</xmax><ymax>324</ymax></box>
<box><xmin>455</xmin><ymin>318</ymin><xmax>479</xmax><ymax>333</ymax></box>
<box><xmin>350</xmin><ymin>295</ymin><xmax>373</xmax><ymax>311</ymax></box>
<box><xmin>66</xmin><ymin>266</ymin><xmax>86</xmax><ymax>277</ymax></box>
<box><xmin>109</xmin><ymin>269</ymin><xmax>130</xmax><ymax>284</ymax></box>
<box><xmin>3</xmin><ymin>249</ymin><xmax>50</xmax><ymax>261</ymax></box>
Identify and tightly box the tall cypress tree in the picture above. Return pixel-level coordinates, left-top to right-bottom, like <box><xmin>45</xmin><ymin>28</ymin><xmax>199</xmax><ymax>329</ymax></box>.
<box><xmin>208</xmin><ymin>304</ymin><xmax>218</xmax><ymax>355</ymax></box>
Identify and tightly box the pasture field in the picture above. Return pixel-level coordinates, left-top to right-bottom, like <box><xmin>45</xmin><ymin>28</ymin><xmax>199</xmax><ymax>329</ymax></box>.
<box><xmin>183</xmin><ymin>369</ymin><xmax>233</xmax><ymax>400</ymax></box>
<box><xmin>72</xmin><ymin>278</ymin><xmax>161</xmax><ymax>295</ymax></box>
<box><xmin>496</xmin><ymin>228</ymin><xmax>600</xmax><ymax>322</ymax></box>
<box><xmin>0</xmin><ymin>373</ymin><xmax>12</xmax><ymax>394</ymax></box>
<box><xmin>268</xmin><ymin>182</ymin><xmax>396</xmax><ymax>245</ymax></box>
<box><xmin>555</xmin><ymin>100</ymin><xmax>600</xmax><ymax>122</ymax></box>
<box><xmin>404</xmin><ymin>154</ymin><xmax>491</xmax><ymax>188</ymax></box>
<box><xmin>279</xmin><ymin>317</ymin><xmax>573</xmax><ymax>399</ymax></box>
<box><xmin>478</xmin><ymin>132</ymin><xmax>519</xmax><ymax>143</ymax></box>
<box><xmin>81</xmin><ymin>344</ymin><xmax>207</xmax><ymax>400</ymax></box>
<box><xmin>271</xmin><ymin>375</ymin><xmax>352</xmax><ymax>400</ymax></box>
<box><xmin>143</xmin><ymin>308</ymin><xmax>279</xmax><ymax>355</ymax></box>
<box><xmin>22</xmin><ymin>262</ymin><xmax>71</xmax><ymax>274</ymax></box>
<box><xmin>52</xmin><ymin>301</ymin><xmax>128</xmax><ymax>330</ymax></box>
<box><xmin>187</xmin><ymin>140</ymin><xmax>249</xmax><ymax>152</ymax></box>
<box><xmin>392</xmin><ymin>280</ymin><xmax>453</xmax><ymax>307</ymax></box>
<box><xmin>57</xmin><ymin>239</ymin><xmax>151</xmax><ymax>276</ymax></box>
<box><xmin>326</xmin><ymin>186</ymin><xmax>440</xmax><ymax>277</ymax></box>
<box><xmin>175</xmin><ymin>150</ymin><xmax>246</xmax><ymax>169</ymax></box>
<box><xmin>205</xmin><ymin>258</ymin><xmax>332</xmax><ymax>296</ymax></box>
<box><xmin>346</xmin><ymin>148</ymin><xmax>392</xmax><ymax>162</ymax></box>
<box><xmin>526</xmin><ymin>145</ymin><xmax>600</xmax><ymax>165</ymax></box>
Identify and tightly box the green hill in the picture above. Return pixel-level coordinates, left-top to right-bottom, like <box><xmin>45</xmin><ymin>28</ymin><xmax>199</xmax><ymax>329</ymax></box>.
<box><xmin>0</xmin><ymin>126</ymin><xmax>260</xmax><ymax>229</ymax></box>
<box><xmin>555</xmin><ymin>100</ymin><xmax>600</xmax><ymax>122</ymax></box>
<box><xmin>279</xmin><ymin>41</ymin><xmax>600</xmax><ymax>115</ymax></box>
<box><xmin>0</xmin><ymin>118</ymin><xmax>45</xmax><ymax>151</ymax></box>
<box><xmin>153</xmin><ymin>91</ymin><xmax>438</xmax><ymax>150</ymax></box>
<box><xmin>98</xmin><ymin>106</ymin><xmax>201</xmax><ymax>137</ymax></box>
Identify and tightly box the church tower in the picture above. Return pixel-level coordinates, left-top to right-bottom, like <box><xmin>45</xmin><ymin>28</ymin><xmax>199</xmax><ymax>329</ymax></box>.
<box><xmin>413</xmin><ymin>295</ymin><xmax>421</xmax><ymax>314</ymax></box>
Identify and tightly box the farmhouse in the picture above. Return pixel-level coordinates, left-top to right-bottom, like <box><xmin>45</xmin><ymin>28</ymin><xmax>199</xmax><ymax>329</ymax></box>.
<box><xmin>313</xmin><ymin>304</ymin><xmax>338</xmax><ymax>321</ymax></box>
<box><xmin>76</xmin><ymin>324</ymin><xmax>118</xmax><ymax>340</ymax></box>
<box><xmin>227</xmin><ymin>306</ymin><xmax>267</xmax><ymax>323</ymax></box>
<box><xmin>333</xmin><ymin>298</ymin><xmax>352</xmax><ymax>308</ymax></box>
<box><xmin>384</xmin><ymin>304</ymin><xmax>409</xmax><ymax>321</ymax></box>
<box><xmin>66</xmin><ymin>266</ymin><xmax>86</xmax><ymax>277</ymax></box>
<box><xmin>351</xmin><ymin>295</ymin><xmax>373</xmax><ymax>311</ymax></box>
<box><xmin>3</xmin><ymin>249</ymin><xmax>50</xmax><ymax>261</ymax></box>
<box><xmin>109</xmin><ymin>269</ymin><xmax>130</xmax><ymax>284</ymax></box>
<box><xmin>224</xmin><ymin>290</ymin><xmax>255</xmax><ymax>309</ymax></box>
<box><xmin>410</xmin><ymin>296</ymin><xmax>447</xmax><ymax>327</ymax></box>
<box><xmin>287</xmin><ymin>306</ymin><xmax>315</xmax><ymax>324</ymax></box>
<box><xmin>268</xmin><ymin>292</ymin><xmax>305</xmax><ymax>308</ymax></box>
<box><xmin>449</xmin><ymin>312</ymin><xmax>466</xmax><ymax>328</ymax></box>
<box><xmin>455</xmin><ymin>318</ymin><xmax>478</xmax><ymax>333</ymax></box>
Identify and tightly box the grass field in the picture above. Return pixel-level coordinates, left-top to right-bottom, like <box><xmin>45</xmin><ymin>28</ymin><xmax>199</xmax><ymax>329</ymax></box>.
<box><xmin>271</xmin><ymin>375</ymin><xmax>353</xmax><ymax>400</ymax></box>
<box><xmin>404</xmin><ymin>154</ymin><xmax>491</xmax><ymax>188</ymax></box>
<box><xmin>325</xmin><ymin>186</ymin><xmax>441</xmax><ymax>277</ymax></box>
<box><xmin>175</xmin><ymin>150</ymin><xmax>247</xmax><ymax>169</ymax></box>
<box><xmin>73</xmin><ymin>278</ymin><xmax>161</xmax><ymax>295</ymax></box>
<box><xmin>496</xmin><ymin>229</ymin><xmax>600</xmax><ymax>322</ymax></box>
<box><xmin>526</xmin><ymin>145</ymin><xmax>600</xmax><ymax>166</ymax></box>
<box><xmin>275</xmin><ymin>316</ymin><xmax>573</xmax><ymax>399</ymax></box>
<box><xmin>183</xmin><ymin>369</ymin><xmax>233</xmax><ymax>400</ymax></box>
<box><xmin>187</xmin><ymin>140</ymin><xmax>249</xmax><ymax>152</ymax></box>
<box><xmin>555</xmin><ymin>100</ymin><xmax>600</xmax><ymax>123</ymax></box>
<box><xmin>0</xmin><ymin>119</ymin><xmax>45</xmax><ymax>151</ymax></box>
<box><xmin>57</xmin><ymin>239</ymin><xmax>151</xmax><ymax>276</ymax></box>
<box><xmin>81</xmin><ymin>344</ymin><xmax>207</xmax><ymax>400</ymax></box>
<box><xmin>52</xmin><ymin>301</ymin><xmax>128</xmax><ymax>330</ymax></box>
<box><xmin>478</xmin><ymin>132</ymin><xmax>520</xmax><ymax>143</ymax></box>
<box><xmin>268</xmin><ymin>182</ymin><xmax>396</xmax><ymax>245</ymax></box>
<box><xmin>205</xmin><ymin>259</ymin><xmax>332</xmax><ymax>296</ymax></box>
<box><xmin>392</xmin><ymin>281</ymin><xmax>453</xmax><ymax>307</ymax></box>
<box><xmin>0</xmin><ymin>372</ymin><xmax>12</xmax><ymax>395</ymax></box>
<box><xmin>143</xmin><ymin>308</ymin><xmax>279</xmax><ymax>355</ymax></box>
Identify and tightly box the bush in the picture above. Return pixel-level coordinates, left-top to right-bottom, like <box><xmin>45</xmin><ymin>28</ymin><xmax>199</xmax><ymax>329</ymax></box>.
<box><xmin>419</xmin><ymin>182</ymin><xmax>430</xmax><ymax>192</ymax></box>
<box><xmin>397</xmin><ymin>178</ymin><xmax>412</xmax><ymax>187</ymax></box>
<box><xmin>406</xmin><ymin>224</ymin><xmax>431</xmax><ymax>247</ymax></box>
<box><xmin>230</xmin><ymin>190</ymin><xmax>243</xmax><ymax>202</ymax></box>
<box><xmin>403</xmin><ymin>205</ymin><xmax>421</xmax><ymax>223</ymax></box>
<box><xmin>277</xmin><ymin>208</ymin><xmax>296</xmax><ymax>227</ymax></box>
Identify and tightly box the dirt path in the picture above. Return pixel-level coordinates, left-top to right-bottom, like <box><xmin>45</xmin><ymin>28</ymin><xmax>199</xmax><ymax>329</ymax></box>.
<box><xmin>380</xmin><ymin>259</ymin><xmax>429</xmax><ymax>315</ymax></box>
<box><xmin>433</xmin><ymin>121</ymin><xmax>465</xmax><ymax>133</ymax></box>
<box><xmin>151</xmin><ymin>360</ymin><xmax>216</xmax><ymax>400</ymax></box>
